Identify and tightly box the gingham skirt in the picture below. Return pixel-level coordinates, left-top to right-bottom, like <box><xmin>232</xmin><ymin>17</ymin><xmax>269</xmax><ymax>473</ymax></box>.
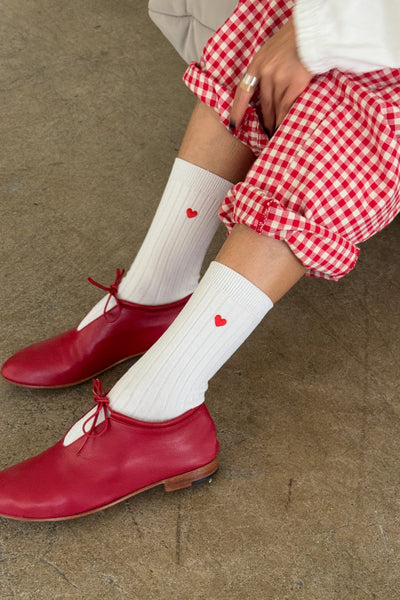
<box><xmin>183</xmin><ymin>0</ymin><xmax>400</xmax><ymax>280</ymax></box>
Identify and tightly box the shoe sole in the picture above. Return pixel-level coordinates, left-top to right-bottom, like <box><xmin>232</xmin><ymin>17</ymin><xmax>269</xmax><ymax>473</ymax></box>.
<box><xmin>1</xmin><ymin>352</ymin><xmax>144</xmax><ymax>389</ymax></box>
<box><xmin>0</xmin><ymin>457</ymin><xmax>219</xmax><ymax>522</ymax></box>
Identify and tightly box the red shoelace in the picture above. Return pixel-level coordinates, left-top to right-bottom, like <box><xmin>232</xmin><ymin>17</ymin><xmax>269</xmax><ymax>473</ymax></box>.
<box><xmin>87</xmin><ymin>268</ymin><xmax>125</xmax><ymax>322</ymax></box>
<box><xmin>77</xmin><ymin>379</ymin><xmax>111</xmax><ymax>454</ymax></box>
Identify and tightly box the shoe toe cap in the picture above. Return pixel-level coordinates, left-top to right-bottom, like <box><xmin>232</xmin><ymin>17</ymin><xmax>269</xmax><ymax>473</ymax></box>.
<box><xmin>1</xmin><ymin>347</ymin><xmax>52</xmax><ymax>387</ymax></box>
<box><xmin>1</xmin><ymin>330</ymin><xmax>78</xmax><ymax>387</ymax></box>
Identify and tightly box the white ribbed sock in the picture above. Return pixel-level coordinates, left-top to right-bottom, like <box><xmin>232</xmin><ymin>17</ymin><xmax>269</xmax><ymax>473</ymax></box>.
<box><xmin>78</xmin><ymin>159</ymin><xmax>233</xmax><ymax>330</ymax></box>
<box><xmin>64</xmin><ymin>262</ymin><xmax>273</xmax><ymax>445</ymax></box>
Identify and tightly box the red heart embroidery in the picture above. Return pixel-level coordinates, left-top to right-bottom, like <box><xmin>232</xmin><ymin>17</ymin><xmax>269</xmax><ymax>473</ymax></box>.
<box><xmin>215</xmin><ymin>315</ymin><xmax>227</xmax><ymax>327</ymax></box>
<box><xmin>186</xmin><ymin>208</ymin><xmax>198</xmax><ymax>219</ymax></box>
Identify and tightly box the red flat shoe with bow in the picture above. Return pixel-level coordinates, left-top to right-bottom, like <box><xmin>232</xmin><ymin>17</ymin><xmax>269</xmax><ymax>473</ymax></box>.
<box><xmin>0</xmin><ymin>380</ymin><xmax>219</xmax><ymax>521</ymax></box>
<box><xmin>1</xmin><ymin>269</ymin><xmax>189</xmax><ymax>388</ymax></box>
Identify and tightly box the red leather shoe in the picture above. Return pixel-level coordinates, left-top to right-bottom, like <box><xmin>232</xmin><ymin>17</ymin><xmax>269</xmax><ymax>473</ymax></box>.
<box><xmin>0</xmin><ymin>380</ymin><xmax>219</xmax><ymax>521</ymax></box>
<box><xmin>1</xmin><ymin>269</ymin><xmax>190</xmax><ymax>388</ymax></box>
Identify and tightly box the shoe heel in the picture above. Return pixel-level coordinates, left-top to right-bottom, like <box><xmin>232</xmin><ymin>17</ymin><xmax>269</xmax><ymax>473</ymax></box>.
<box><xmin>163</xmin><ymin>457</ymin><xmax>218</xmax><ymax>492</ymax></box>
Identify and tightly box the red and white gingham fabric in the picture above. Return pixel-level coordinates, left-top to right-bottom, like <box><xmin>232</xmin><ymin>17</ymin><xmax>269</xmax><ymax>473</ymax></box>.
<box><xmin>183</xmin><ymin>0</ymin><xmax>400</xmax><ymax>280</ymax></box>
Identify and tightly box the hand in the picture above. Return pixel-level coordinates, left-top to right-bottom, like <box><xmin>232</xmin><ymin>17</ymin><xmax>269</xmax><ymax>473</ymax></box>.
<box><xmin>229</xmin><ymin>17</ymin><xmax>312</xmax><ymax>137</ymax></box>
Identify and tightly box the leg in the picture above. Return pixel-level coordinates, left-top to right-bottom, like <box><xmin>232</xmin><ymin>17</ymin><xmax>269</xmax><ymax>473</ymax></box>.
<box><xmin>2</xmin><ymin>101</ymin><xmax>256</xmax><ymax>388</ymax></box>
<box><xmin>62</xmin><ymin>223</ymin><xmax>305</xmax><ymax>433</ymax></box>
<box><xmin>81</xmin><ymin>100</ymin><xmax>255</xmax><ymax>321</ymax></box>
<box><xmin>178</xmin><ymin>100</ymin><xmax>255</xmax><ymax>183</ymax></box>
<box><xmin>216</xmin><ymin>224</ymin><xmax>305</xmax><ymax>302</ymax></box>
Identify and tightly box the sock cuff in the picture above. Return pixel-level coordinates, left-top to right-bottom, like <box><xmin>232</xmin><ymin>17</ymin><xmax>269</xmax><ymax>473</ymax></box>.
<box><xmin>204</xmin><ymin>261</ymin><xmax>274</xmax><ymax>318</ymax></box>
<box><xmin>173</xmin><ymin>158</ymin><xmax>234</xmax><ymax>198</ymax></box>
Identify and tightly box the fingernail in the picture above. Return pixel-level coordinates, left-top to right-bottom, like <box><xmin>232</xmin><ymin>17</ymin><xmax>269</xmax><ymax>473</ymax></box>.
<box><xmin>229</xmin><ymin>119</ymin><xmax>236</xmax><ymax>132</ymax></box>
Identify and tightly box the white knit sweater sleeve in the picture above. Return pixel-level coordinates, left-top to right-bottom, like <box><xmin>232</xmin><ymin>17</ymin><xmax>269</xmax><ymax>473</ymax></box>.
<box><xmin>293</xmin><ymin>0</ymin><xmax>400</xmax><ymax>74</ymax></box>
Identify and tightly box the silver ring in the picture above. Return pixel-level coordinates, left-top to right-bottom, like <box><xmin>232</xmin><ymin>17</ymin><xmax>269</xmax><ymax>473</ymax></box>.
<box><xmin>239</xmin><ymin>73</ymin><xmax>259</xmax><ymax>92</ymax></box>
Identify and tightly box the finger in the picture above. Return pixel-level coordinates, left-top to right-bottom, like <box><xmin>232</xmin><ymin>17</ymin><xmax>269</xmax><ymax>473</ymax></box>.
<box><xmin>260</xmin><ymin>82</ymin><xmax>275</xmax><ymax>137</ymax></box>
<box><xmin>275</xmin><ymin>103</ymin><xmax>292</xmax><ymax>130</ymax></box>
<box><xmin>275</xmin><ymin>69</ymin><xmax>313</xmax><ymax>129</ymax></box>
<box><xmin>229</xmin><ymin>72</ymin><xmax>259</xmax><ymax>132</ymax></box>
<box><xmin>273</xmin><ymin>83</ymin><xmax>290</xmax><ymax>131</ymax></box>
<box><xmin>275</xmin><ymin>84</ymin><xmax>303</xmax><ymax>129</ymax></box>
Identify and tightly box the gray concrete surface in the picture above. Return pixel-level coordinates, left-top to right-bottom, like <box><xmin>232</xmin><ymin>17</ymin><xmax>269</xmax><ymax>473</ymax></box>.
<box><xmin>1</xmin><ymin>1</ymin><xmax>400</xmax><ymax>599</ymax></box>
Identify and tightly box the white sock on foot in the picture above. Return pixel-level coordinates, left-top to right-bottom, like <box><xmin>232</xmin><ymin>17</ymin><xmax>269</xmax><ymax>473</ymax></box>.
<box><xmin>77</xmin><ymin>159</ymin><xmax>233</xmax><ymax>330</ymax></box>
<box><xmin>64</xmin><ymin>262</ymin><xmax>273</xmax><ymax>445</ymax></box>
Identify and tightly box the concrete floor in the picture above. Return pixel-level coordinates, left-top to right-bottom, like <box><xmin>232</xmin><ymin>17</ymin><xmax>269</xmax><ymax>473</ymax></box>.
<box><xmin>1</xmin><ymin>1</ymin><xmax>400</xmax><ymax>599</ymax></box>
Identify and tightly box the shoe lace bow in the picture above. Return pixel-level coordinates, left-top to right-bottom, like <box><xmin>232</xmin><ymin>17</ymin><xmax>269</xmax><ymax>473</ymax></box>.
<box><xmin>78</xmin><ymin>378</ymin><xmax>111</xmax><ymax>453</ymax></box>
<box><xmin>87</xmin><ymin>268</ymin><xmax>125</xmax><ymax>322</ymax></box>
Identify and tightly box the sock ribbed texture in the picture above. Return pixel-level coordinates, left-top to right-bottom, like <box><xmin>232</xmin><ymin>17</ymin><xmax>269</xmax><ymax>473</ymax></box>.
<box><xmin>64</xmin><ymin>262</ymin><xmax>273</xmax><ymax>445</ymax></box>
<box><xmin>77</xmin><ymin>159</ymin><xmax>233</xmax><ymax>330</ymax></box>
<box><xmin>109</xmin><ymin>261</ymin><xmax>273</xmax><ymax>421</ymax></box>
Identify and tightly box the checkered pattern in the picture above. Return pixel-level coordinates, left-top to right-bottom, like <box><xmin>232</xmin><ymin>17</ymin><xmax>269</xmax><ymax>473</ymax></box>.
<box><xmin>183</xmin><ymin>0</ymin><xmax>400</xmax><ymax>280</ymax></box>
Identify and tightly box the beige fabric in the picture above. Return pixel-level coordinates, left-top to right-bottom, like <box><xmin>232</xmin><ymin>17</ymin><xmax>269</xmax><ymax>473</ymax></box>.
<box><xmin>148</xmin><ymin>0</ymin><xmax>238</xmax><ymax>63</ymax></box>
